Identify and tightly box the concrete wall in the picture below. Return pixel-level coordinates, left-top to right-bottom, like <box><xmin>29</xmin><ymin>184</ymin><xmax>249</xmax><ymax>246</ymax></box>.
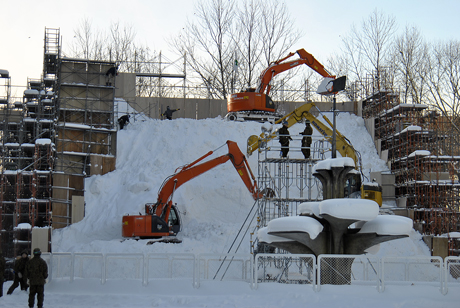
<box><xmin>114</xmin><ymin>73</ymin><xmax>357</xmax><ymax>120</ymax></box>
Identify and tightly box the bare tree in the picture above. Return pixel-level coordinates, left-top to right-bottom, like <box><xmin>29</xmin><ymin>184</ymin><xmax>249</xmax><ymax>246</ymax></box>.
<box><xmin>170</xmin><ymin>0</ymin><xmax>301</xmax><ymax>100</ymax></box>
<box><xmin>232</xmin><ymin>0</ymin><xmax>263</xmax><ymax>91</ymax></box>
<box><xmin>259</xmin><ymin>0</ymin><xmax>302</xmax><ymax>66</ymax></box>
<box><xmin>171</xmin><ymin>0</ymin><xmax>236</xmax><ymax>99</ymax></box>
<box><xmin>338</xmin><ymin>9</ymin><xmax>397</xmax><ymax>98</ymax></box>
<box><xmin>393</xmin><ymin>25</ymin><xmax>429</xmax><ymax>104</ymax></box>
<box><xmin>426</xmin><ymin>40</ymin><xmax>460</xmax><ymax>118</ymax></box>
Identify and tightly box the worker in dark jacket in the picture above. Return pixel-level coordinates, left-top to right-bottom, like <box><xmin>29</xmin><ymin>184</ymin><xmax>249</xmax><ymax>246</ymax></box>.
<box><xmin>0</xmin><ymin>250</ymin><xmax>5</xmax><ymax>297</ymax></box>
<box><xmin>7</xmin><ymin>249</ymin><xmax>29</xmax><ymax>294</ymax></box>
<box><xmin>118</xmin><ymin>114</ymin><xmax>130</xmax><ymax>129</ymax></box>
<box><xmin>162</xmin><ymin>106</ymin><xmax>180</xmax><ymax>120</ymax></box>
<box><xmin>105</xmin><ymin>65</ymin><xmax>118</xmax><ymax>86</ymax></box>
<box><xmin>25</xmin><ymin>248</ymin><xmax>48</xmax><ymax>308</ymax></box>
<box><xmin>300</xmin><ymin>120</ymin><xmax>313</xmax><ymax>159</ymax></box>
<box><xmin>278</xmin><ymin>120</ymin><xmax>292</xmax><ymax>158</ymax></box>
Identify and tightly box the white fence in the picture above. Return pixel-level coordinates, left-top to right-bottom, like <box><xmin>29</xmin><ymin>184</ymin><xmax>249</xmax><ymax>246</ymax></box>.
<box><xmin>42</xmin><ymin>253</ymin><xmax>460</xmax><ymax>294</ymax></box>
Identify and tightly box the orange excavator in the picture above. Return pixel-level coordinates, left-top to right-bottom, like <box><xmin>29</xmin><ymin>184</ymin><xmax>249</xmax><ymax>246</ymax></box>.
<box><xmin>122</xmin><ymin>140</ymin><xmax>263</xmax><ymax>241</ymax></box>
<box><xmin>226</xmin><ymin>48</ymin><xmax>338</xmax><ymax>122</ymax></box>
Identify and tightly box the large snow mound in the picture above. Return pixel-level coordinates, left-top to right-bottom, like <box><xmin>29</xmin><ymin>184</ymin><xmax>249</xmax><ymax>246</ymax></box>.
<box><xmin>52</xmin><ymin>114</ymin><xmax>426</xmax><ymax>257</ymax></box>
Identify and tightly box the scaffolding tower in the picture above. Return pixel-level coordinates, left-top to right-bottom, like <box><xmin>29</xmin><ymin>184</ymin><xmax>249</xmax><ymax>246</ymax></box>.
<box><xmin>361</xmin><ymin>70</ymin><xmax>460</xmax><ymax>255</ymax></box>
<box><xmin>253</xmin><ymin>135</ymin><xmax>327</xmax><ymax>251</ymax></box>
<box><xmin>0</xmin><ymin>28</ymin><xmax>117</xmax><ymax>258</ymax></box>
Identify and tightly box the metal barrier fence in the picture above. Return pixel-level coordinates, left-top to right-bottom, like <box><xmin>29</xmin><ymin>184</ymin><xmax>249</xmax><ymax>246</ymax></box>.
<box><xmin>42</xmin><ymin>253</ymin><xmax>460</xmax><ymax>294</ymax></box>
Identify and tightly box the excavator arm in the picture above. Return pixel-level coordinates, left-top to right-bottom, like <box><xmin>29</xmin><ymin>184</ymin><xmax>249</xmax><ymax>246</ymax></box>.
<box><xmin>150</xmin><ymin>140</ymin><xmax>262</xmax><ymax>225</ymax></box>
<box><xmin>226</xmin><ymin>48</ymin><xmax>338</xmax><ymax>121</ymax></box>
<box><xmin>247</xmin><ymin>103</ymin><xmax>358</xmax><ymax>168</ymax></box>
<box><xmin>123</xmin><ymin>141</ymin><xmax>262</xmax><ymax>239</ymax></box>
<box><xmin>257</xmin><ymin>49</ymin><xmax>335</xmax><ymax>95</ymax></box>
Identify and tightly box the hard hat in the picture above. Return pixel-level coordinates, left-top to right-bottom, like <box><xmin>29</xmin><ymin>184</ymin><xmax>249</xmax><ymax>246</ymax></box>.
<box><xmin>305</xmin><ymin>120</ymin><xmax>310</xmax><ymax>124</ymax></box>
<box><xmin>33</xmin><ymin>248</ymin><xmax>41</xmax><ymax>255</ymax></box>
<box><xmin>282</xmin><ymin>120</ymin><xmax>288</xmax><ymax>126</ymax></box>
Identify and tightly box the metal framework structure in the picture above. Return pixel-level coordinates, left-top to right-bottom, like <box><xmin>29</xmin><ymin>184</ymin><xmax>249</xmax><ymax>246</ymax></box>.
<box><xmin>254</xmin><ymin>136</ymin><xmax>327</xmax><ymax>233</ymax></box>
<box><xmin>0</xmin><ymin>28</ymin><xmax>117</xmax><ymax>258</ymax></box>
<box><xmin>361</xmin><ymin>70</ymin><xmax>460</xmax><ymax>255</ymax></box>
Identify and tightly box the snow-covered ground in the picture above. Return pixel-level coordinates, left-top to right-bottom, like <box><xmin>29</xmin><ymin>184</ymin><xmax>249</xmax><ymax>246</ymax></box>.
<box><xmin>2</xmin><ymin>112</ymin><xmax>459</xmax><ymax>307</ymax></box>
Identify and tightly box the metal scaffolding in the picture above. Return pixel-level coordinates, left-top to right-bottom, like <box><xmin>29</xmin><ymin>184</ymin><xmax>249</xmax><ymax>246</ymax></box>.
<box><xmin>361</xmin><ymin>70</ymin><xmax>460</xmax><ymax>255</ymax></box>
<box><xmin>0</xmin><ymin>27</ymin><xmax>117</xmax><ymax>257</ymax></box>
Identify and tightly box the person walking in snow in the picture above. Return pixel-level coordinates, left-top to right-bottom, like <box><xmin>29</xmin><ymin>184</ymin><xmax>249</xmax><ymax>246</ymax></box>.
<box><xmin>162</xmin><ymin>106</ymin><xmax>180</xmax><ymax>120</ymax></box>
<box><xmin>25</xmin><ymin>248</ymin><xmax>48</xmax><ymax>308</ymax></box>
<box><xmin>278</xmin><ymin>120</ymin><xmax>292</xmax><ymax>158</ymax></box>
<box><xmin>300</xmin><ymin>120</ymin><xmax>313</xmax><ymax>159</ymax></box>
<box><xmin>0</xmin><ymin>250</ymin><xmax>5</xmax><ymax>297</ymax></box>
<box><xmin>7</xmin><ymin>250</ymin><xmax>29</xmax><ymax>294</ymax></box>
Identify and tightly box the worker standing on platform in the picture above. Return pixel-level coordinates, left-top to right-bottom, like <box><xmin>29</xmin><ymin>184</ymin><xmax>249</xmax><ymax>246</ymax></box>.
<box><xmin>25</xmin><ymin>248</ymin><xmax>48</xmax><ymax>308</ymax></box>
<box><xmin>300</xmin><ymin>120</ymin><xmax>313</xmax><ymax>159</ymax></box>
<box><xmin>278</xmin><ymin>120</ymin><xmax>292</xmax><ymax>158</ymax></box>
<box><xmin>105</xmin><ymin>65</ymin><xmax>118</xmax><ymax>86</ymax></box>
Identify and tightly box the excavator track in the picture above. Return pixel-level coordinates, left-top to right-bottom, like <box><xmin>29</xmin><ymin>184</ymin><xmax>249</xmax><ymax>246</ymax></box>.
<box><xmin>225</xmin><ymin>111</ymin><xmax>283</xmax><ymax>123</ymax></box>
<box><xmin>146</xmin><ymin>237</ymin><xmax>182</xmax><ymax>245</ymax></box>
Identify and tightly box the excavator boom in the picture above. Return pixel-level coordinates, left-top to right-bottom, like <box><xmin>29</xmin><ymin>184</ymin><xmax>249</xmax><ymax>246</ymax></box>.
<box><xmin>122</xmin><ymin>141</ymin><xmax>261</xmax><ymax>239</ymax></box>
<box><xmin>227</xmin><ymin>48</ymin><xmax>336</xmax><ymax>122</ymax></box>
<box><xmin>247</xmin><ymin>102</ymin><xmax>358</xmax><ymax>167</ymax></box>
<box><xmin>257</xmin><ymin>49</ymin><xmax>335</xmax><ymax>95</ymax></box>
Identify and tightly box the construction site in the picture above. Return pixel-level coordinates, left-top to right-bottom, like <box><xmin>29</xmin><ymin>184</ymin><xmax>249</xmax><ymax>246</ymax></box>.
<box><xmin>0</xmin><ymin>28</ymin><xmax>116</xmax><ymax>258</ymax></box>
<box><xmin>1</xmin><ymin>27</ymin><xmax>459</xmax><ymax>260</ymax></box>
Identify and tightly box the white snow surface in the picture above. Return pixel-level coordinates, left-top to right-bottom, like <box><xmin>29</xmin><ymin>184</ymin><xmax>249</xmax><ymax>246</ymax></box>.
<box><xmin>6</xmin><ymin>113</ymin><xmax>449</xmax><ymax>307</ymax></box>
<box><xmin>298</xmin><ymin>201</ymin><xmax>322</xmax><ymax>217</ymax></box>
<box><xmin>267</xmin><ymin>216</ymin><xmax>323</xmax><ymax>239</ymax></box>
<box><xmin>313</xmin><ymin>157</ymin><xmax>355</xmax><ymax>171</ymax></box>
<box><xmin>319</xmin><ymin>198</ymin><xmax>379</xmax><ymax>221</ymax></box>
<box><xmin>359</xmin><ymin>215</ymin><xmax>413</xmax><ymax>236</ymax></box>
<box><xmin>258</xmin><ymin>226</ymin><xmax>295</xmax><ymax>243</ymax></box>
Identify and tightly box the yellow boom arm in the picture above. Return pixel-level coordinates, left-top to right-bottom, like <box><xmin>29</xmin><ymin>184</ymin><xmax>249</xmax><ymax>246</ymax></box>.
<box><xmin>247</xmin><ymin>103</ymin><xmax>358</xmax><ymax>167</ymax></box>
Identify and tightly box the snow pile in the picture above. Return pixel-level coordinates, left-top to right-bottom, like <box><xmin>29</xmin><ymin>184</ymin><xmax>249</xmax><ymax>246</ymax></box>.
<box><xmin>267</xmin><ymin>216</ymin><xmax>324</xmax><ymax>239</ymax></box>
<box><xmin>52</xmin><ymin>113</ymin><xmax>423</xmax><ymax>258</ymax></box>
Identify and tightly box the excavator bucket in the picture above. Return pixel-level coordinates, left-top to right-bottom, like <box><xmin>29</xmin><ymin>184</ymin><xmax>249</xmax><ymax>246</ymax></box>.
<box><xmin>247</xmin><ymin>135</ymin><xmax>261</xmax><ymax>156</ymax></box>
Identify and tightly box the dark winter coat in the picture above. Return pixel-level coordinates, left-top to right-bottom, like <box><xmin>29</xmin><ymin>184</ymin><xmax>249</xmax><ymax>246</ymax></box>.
<box><xmin>0</xmin><ymin>253</ymin><xmax>5</xmax><ymax>279</ymax></box>
<box><xmin>278</xmin><ymin>126</ymin><xmax>292</xmax><ymax>146</ymax></box>
<box><xmin>162</xmin><ymin>107</ymin><xmax>179</xmax><ymax>120</ymax></box>
<box><xmin>118</xmin><ymin>115</ymin><xmax>130</xmax><ymax>129</ymax></box>
<box><xmin>14</xmin><ymin>253</ymin><xmax>29</xmax><ymax>275</ymax></box>
<box><xmin>106</xmin><ymin>66</ymin><xmax>118</xmax><ymax>77</ymax></box>
<box><xmin>25</xmin><ymin>255</ymin><xmax>48</xmax><ymax>286</ymax></box>
<box><xmin>301</xmin><ymin>124</ymin><xmax>313</xmax><ymax>147</ymax></box>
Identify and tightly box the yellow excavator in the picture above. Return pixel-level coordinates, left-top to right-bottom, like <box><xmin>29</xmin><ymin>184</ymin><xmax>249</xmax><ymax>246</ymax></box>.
<box><xmin>247</xmin><ymin>102</ymin><xmax>382</xmax><ymax>206</ymax></box>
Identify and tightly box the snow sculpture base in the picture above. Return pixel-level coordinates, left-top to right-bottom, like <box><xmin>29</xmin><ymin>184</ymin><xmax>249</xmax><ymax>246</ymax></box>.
<box><xmin>257</xmin><ymin>159</ymin><xmax>413</xmax><ymax>285</ymax></box>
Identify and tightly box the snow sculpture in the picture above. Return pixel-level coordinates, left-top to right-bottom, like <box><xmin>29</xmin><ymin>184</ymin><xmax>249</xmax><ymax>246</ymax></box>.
<box><xmin>257</xmin><ymin>158</ymin><xmax>414</xmax><ymax>284</ymax></box>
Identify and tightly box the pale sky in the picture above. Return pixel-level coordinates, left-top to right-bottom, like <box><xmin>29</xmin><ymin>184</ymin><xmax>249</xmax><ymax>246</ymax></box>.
<box><xmin>1</xmin><ymin>0</ymin><xmax>459</xmax><ymax>96</ymax></box>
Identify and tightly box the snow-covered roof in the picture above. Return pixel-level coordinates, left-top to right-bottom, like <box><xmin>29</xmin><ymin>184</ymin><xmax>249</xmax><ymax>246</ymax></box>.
<box><xmin>408</xmin><ymin>150</ymin><xmax>431</xmax><ymax>157</ymax></box>
<box><xmin>313</xmin><ymin>157</ymin><xmax>355</xmax><ymax>172</ymax></box>
<box><xmin>400</xmin><ymin>125</ymin><xmax>421</xmax><ymax>134</ymax></box>
<box><xmin>440</xmin><ymin>231</ymin><xmax>460</xmax><ymax>238</ymax></box>
<box><xmin>14</xmin><ymin>223</ymin><xmax>32</xmax><ymax>230</ymax></box>
<box><xmin>36</xmin><ymin>138</ymin><xmax>52</xmax><ymax>145</ymax></box>
<box><xmin>298</xmin><ymin>202</ymin><xmax>321</xmax><ymax>218</ymax></box>
<box><xmin>24</xmin><ymin>89</ymin><xmax>39</xmax><ymax>96</ymax></box>
<box><xmin>358</xmin><ymin>215</ymin><xmax>413</xmax><ymax>236</ymax></box>
<box><xmin>320</xmin><ymin>198</ymin><xmax>379</xmax><ymax>221</ymax></box>
<box><xmin>257</xmin><ymin>227</ymin><xmax>295</xmax><ymax>243</ymax></box>
<box><xmin>267</xmin><ymin>216</ymin><xmax>324</xmax><ymax>239</ymax></box>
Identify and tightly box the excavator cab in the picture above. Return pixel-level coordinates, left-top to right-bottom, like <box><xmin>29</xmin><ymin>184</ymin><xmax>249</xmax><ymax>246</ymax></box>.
<box><xmin>145</xmin><ymin>203</ymin><xmax>182</xmax><ymax>236</ymax></box>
